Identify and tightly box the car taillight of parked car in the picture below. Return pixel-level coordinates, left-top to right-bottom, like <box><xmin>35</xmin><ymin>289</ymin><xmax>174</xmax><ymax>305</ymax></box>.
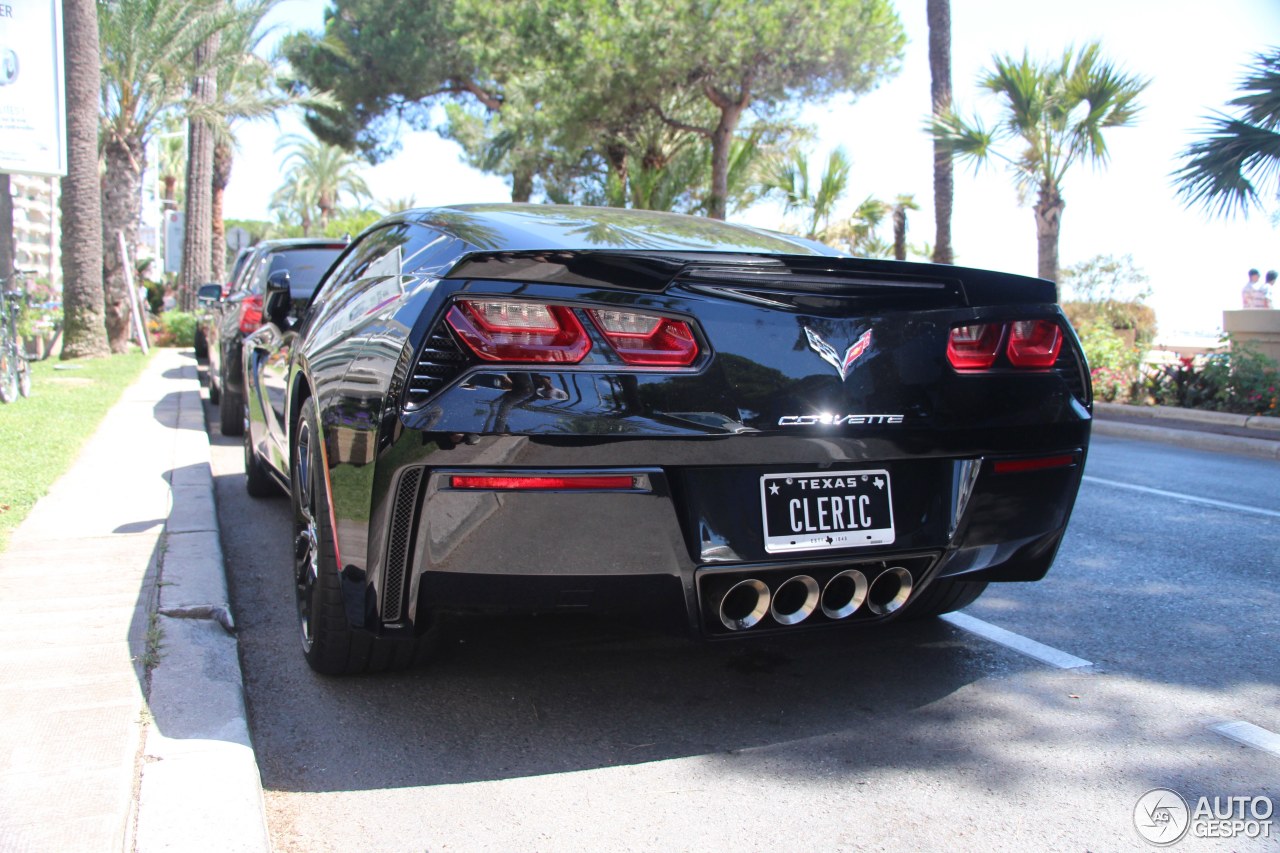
<box><xmin>239</xmin><ymin>294</ymin><xmax>264</xmax><ymax>335</ymax></box>
<box><xmin>947</xmin><ymin>320</ymin><xmax>1063</xmax><ymax>371</ymax></box>
<box><xmin>446</xmin><ymin>299</ymin><xmax>702</xmax><ymax>367</ymax></box>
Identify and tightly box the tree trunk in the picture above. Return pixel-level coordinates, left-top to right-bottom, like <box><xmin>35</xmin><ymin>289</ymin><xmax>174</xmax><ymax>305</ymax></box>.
<box><xmin>212</xmin><ymin>140</ymin><xmax>232</xmax><ymax>282</ymax></box>
<box><xmin>180</xmin><ymin>30</ymin><xmax>220</xmax><ymax>310</ymax></box>
<box><xmin>707</xmin><ymin>105</ymin><xmax>743</xmax><ymax>221</ymax></box>
<box><xmin>1034</xmin><ymin>184</ymin><xmax>1064</xmax><ymax>282</ymax></box>
<box><xmin>893</xmin><ymin>204</ymin><xmax>907</xmax><ymax>261</ymax></box>
<box><xmin>927</xmin><ymin>0</ymin><xmax>953</xmax><ymax>265</ymax></box>
<box><xmin>59</xmin><ymin>0</ymin><xmax>108</xmax><ymax>359</ymax></box>
<box><xmin>101</xmin><ymin>137</ymin><xmax>145</xmax><ymax>353</ymax></box>
<box><xmin>511</xmin><ymin>165</ymin><xmax>533</xmax><ymax>203</ymax></box>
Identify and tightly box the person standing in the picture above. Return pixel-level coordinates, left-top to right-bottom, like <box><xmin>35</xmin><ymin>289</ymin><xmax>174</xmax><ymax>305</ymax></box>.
<box><xmin>1242</xmin><ymin>268</ymin><xmax>1270</xmax><ymax>308</ymax></box>
<box><xmin>1265</xmin><ymin>270</ymin><xmax>1278</xmax><ymax>307</ymax></box>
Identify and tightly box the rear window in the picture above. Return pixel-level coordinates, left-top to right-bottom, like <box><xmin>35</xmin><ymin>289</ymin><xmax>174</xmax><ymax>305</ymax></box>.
<box><xmin>265</xmin><ymin>247</ymin><xmax>344</xmax><ymax>299</ymax></box>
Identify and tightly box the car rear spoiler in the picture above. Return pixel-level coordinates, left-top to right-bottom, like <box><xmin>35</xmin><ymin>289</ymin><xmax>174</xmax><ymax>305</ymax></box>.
<box><xmin>442</xmin><ymin>250</ymin><xmax>1057</xmax><ymax>308</ymax></box>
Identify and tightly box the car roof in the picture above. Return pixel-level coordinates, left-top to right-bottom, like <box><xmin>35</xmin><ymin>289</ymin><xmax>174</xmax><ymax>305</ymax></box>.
<box><xmin>385</xmin><ymin>204</ymin><xmax>839</xmax><ymax>257</ymax></box>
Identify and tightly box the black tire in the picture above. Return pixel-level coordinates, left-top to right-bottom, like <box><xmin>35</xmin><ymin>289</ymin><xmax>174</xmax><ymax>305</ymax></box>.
<box><xmin>292</xmin><ymin>396</ymin><xmax>435</xmax><ymax>675</ymax></box>
<box><xmin>219</xmin><ymin>374</ymin><xmax>244</xmax><ymax>436</ymax></box>
<box><xmin>243</xmin><ymin>405</ymin><xmax>278</xmax><ymax>498</ymax></box>
<box><xmin>194</xmin><ymin>327</ymin><xmax>208</xmax><ymax>360</ymax></box>
<box><xmin>903</xmin><ymin>576</ymin><xmax>988</xmax><ymax>620</ymax></box>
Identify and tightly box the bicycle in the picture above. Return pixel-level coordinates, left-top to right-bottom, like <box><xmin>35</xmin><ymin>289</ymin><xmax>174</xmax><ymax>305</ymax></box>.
<box><xmin>0</xmin><ymin>273</ymin><xmax>32</xmax><ymax>403</ymax></box>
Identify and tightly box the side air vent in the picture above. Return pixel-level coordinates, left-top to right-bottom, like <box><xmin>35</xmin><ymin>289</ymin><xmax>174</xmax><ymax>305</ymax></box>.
<box><xmin>382</xmin><ymin>467</ymin><xmax>424</xmax><ymax>624</ymax></box>
<box><xmin>404</xmin><ymin>324</ymin><xmax>470</xmax><ymax>409</ymax></box>
<box><xmin>1054</xmin><ymin>346</ymin><xmax>1091</xmax><ymax>406</ymax></box>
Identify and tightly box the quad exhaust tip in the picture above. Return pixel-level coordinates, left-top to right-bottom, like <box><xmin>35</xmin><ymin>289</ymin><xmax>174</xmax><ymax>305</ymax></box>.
<box><xmin>821</xmin><ymin>569</ymin><xmax>869</xmax><ymax>620</ymax></box>
<box><xmin>718</xmin><ymin>578</ymin><xmax>771</xmax><ymax>631</ymax></box>
<box><xmin>770</xmin><ymin>575</ymin><xmax>820</xmax><ymax>626</ymax></box>
<box><xmin>712</xmin><ymin>566</ymin><xmax>913</xmax><ymax>630</ymax></box>
<box><xmin>867</xmin><ymin>566</ymin><xmax>913</xmax><ymax>615</ymax></box>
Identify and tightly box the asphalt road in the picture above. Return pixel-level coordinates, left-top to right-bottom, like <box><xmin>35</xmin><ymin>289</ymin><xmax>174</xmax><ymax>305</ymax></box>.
<box><xmin>203</xmin><ymin>388</ymin><xmax>1280</xmax><ymax>852</ymax></box>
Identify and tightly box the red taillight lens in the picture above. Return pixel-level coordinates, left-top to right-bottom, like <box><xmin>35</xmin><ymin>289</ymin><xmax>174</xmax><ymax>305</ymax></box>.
<box><xmin>588</xmin><ymin>309</ymin><xmax>699</xmax><ymax>366</ymax></box>
<box><xmin>992</xmin><ymin>454</ymin><xmax>1078</xmax><ymax>474</ymax></box>
<box><xmin>947</xmin><ymin>323</ymin><xmax>1004</xmax><ymax>369</ymax></box>
<box><xmin>239</xmin><ymin>294</ymin><xmax>263</xmax><ymax>334</ymax></box>
<box><xmin>1006</xmin><ymin>320</ymin><xmax>1063</xmax><ymax>368</ymax></box>
<box><xmin>450</xmin><ymin>474</ymin><xmax>638</xmax><ymax>490</ymax></box>
<box><xmin>447</xmin><ymin>300</ymin><xmax>591</xmax><ymax>363</ymax></box>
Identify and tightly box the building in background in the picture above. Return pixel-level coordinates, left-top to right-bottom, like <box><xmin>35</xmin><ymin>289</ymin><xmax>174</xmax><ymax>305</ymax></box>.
<box><xmin>9</xmin><ymin>174</ymin><xmax>61</xmax><ymax>292</ymax></box>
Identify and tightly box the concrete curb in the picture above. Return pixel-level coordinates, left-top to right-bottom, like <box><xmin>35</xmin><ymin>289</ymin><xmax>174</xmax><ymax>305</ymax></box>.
<box><xmin>1092</xmin><ymin>418</ymin><xmax>1280</xmax><ymax>459</ymax></box>
<box><xmin>134</xmin><ymin>363</ymin><xmax>270</xmax><ymax>852</ymax></box>
<box><xmin>1094</xmin><ymin>402</ymin><xmax>1280</xmax><ymax>435</ymax></box>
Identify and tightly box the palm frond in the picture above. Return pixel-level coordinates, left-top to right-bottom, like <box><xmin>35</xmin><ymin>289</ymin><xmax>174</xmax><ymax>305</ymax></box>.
<box><xmin>1174</xmin><ymin>113</ymin><xmax>1280</xmax><ymax>218</ymax></box>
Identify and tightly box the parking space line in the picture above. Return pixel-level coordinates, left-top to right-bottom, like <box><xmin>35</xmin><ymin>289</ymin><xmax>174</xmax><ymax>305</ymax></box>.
<box><xmin>1210</xmin><ymin>720</ymin><xmax>1280</xmax><ymax>757</ymax></box>
<box><xmin>940</xmin><ymin>611</ymin><xmax>1093</xmax><ymax>669</ymax></box>
<box><xmin>1083</xmin><ymin>476</ymin><xmax>1280</xmax><ymax>520</ymax></box>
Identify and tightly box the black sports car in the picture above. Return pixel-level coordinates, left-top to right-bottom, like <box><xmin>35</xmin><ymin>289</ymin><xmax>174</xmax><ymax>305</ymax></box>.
<box><xmin>242</xmin><ymin>204</ymin><xmax>1090</xmax><ymax>675</ymax></box>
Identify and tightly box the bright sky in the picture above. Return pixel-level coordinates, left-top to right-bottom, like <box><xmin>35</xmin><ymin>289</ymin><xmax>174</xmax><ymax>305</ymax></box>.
<box><xmin>223</xmin><ymin>0</ymin><xmax>1280</xmax><ymax>336</ymax></box>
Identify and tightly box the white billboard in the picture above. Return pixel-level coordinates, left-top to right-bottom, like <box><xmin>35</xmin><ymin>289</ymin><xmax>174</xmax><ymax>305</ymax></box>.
<box><xmin>0</xmin><ymin>0</ymin><xmax>66</xmax><ymax>176</ymax></box>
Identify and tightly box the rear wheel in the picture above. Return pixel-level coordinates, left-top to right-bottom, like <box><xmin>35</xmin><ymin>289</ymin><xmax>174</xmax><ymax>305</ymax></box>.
<box><xmin>903</xmin><ymin>576</ymin><xmax>988</xmax><ymax>620</ymax></box>
<box><xmin>194</xmin><ymin>327</ymin><xmax>208</xmax><ymax>360</ymax></box>
<box><xmin>219</xmin><ymin>367</ymin><xmax>243</xmax><ymax>436</ymax></box>
<box><xmin>292</xmin><ymin>396</ymin><xmax>434</xmax><ymax>675</ymax></box>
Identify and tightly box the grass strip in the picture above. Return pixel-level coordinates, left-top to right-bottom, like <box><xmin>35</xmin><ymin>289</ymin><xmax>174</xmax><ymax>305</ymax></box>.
<box><xmin>0</xmin><ymin>349</ymin><xmax>154</xmax><ymax>551</ymax></box>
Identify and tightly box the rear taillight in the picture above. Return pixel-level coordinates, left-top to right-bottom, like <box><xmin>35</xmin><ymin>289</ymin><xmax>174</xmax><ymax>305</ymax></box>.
<box><xmin>239</xmin><ymin>294</ymin><xmax>263</xmax><ymax>334</ymax></box>
<box><xmin>450</xmin><ymin>474</ymin><xmax>640</xmax><ymax>490</ymax></box>
<box><xmin>588</xmin><ymin>309</ymin><xmax>699</xmax><ymax>366</ymax></box>
<box><xmin>946</xmin><ymin>323</ymin><xmax>1003</xmax><ymax>369</ymax></box>
<box><xmin>447</xmin><ymin>300</ymin><xmax>591</xmax><ymax>363</ymax></box>
<box><xmin>1006</xmin><ymin>319</ymin><xmax>1063</xmax><ymax>368</ymax></box>
<box><xmin>947</xmin><ymin>320</ymin><xmax>1064</xmax><ymax>371</ymax></box>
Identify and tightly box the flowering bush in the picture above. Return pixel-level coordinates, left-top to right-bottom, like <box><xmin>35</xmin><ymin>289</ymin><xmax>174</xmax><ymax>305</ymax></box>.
<box><xmin>1143</xmin><ymin>338</ymin><xmax>1279</xmax><ymax>415</ymax></box>
<box><xmin>1078</xmin><ymin>323</ymin><xmax>1143</xmax><ymax>402</ymax></box>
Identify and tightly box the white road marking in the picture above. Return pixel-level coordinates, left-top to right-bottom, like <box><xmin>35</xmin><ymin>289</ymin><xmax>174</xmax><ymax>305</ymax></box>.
<box><xmin>940</xmin><ymin>611</ymin><xmax>1093</xmax><ymax>669</ymax></box>
<box><xmin>1210</xmin><ymin>720</ymin><xmax>1280</xmax><ymax>757</ymax></box>
<box><xmin>1083</xmin><ymin>476</ymin><xmax>1280</xmax><ymax>520</ymax></box>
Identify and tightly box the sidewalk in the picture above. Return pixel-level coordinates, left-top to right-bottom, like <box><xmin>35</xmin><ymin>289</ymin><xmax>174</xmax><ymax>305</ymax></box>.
<box><xmin>0</xmin><ymin>349</ymin><xmax>268</xmax><ymax>852</ymax></box>
<box><xmin>1093</xmin><ymin>401</ymin><xmax>1280</xmax><ymax>459</ymax></box>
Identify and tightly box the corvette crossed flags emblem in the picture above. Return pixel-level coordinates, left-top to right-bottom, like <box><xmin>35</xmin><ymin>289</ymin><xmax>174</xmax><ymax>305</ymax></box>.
<box><xmin>803</xmin><ymin>327</ymin><xmax>873</xmax><ymax>381</ymax></box>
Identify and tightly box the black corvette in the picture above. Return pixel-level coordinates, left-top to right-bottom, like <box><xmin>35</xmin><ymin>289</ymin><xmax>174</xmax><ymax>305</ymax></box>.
<box><xmin>242</xmin><ymin>204</ymin><xmax>1090</xmax><ymax>675</ymax></box>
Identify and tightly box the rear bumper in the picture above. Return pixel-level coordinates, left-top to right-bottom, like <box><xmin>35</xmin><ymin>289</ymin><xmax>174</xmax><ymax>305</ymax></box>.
<box><xmin>331</xmin><ymin>422</ymin><xmax>1089</xmax><ymax>639</ymax></box>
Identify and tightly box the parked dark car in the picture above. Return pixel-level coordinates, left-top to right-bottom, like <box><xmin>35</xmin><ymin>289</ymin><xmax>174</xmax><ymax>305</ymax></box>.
<box><xmin>194</xmin><ymin>247</ymin><xmax>254</xmax><ymax>360</ymax></box>
<box><xmin>206</xmin><ymin>238</ymin><xmax>345</xmax><ymax>435</ymax></box>
<box><xmin>242</xmin><ymin>204</ymin><xmax>1091</xmax><ymax>675</ymax></box>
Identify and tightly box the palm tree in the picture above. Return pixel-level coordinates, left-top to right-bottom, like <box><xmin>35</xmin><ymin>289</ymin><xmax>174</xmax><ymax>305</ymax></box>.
<box><xmin>932</xmin><ymin>42</ymin><xmax>1148</xmax><ymax>281</ymax></box>
<box><xmin>891</xmin><ymin>194</ymin><xmax>920</xmax><ymax>261</ymax></box>
<box><xmin>99</xmin><ymin>0</ymin><xmax>235</xmax><ymax>350</ymax></box>
<box><xmin>272</xmin><ymin>136</ymin><xmax>372</xmax><ymax>232</ymax></box>
<box><xmin>1174</xmin><ymin>47</ymin><xmax>1280</xmax><ymax>218</ymax></box>
<box><xmin>758</xmin><ymin>147</ymin><xmax>852</xmax><ymax>240</ymax></box>
<box><xmin>927</xmin><ymin>0</ymin><xmax>953</xmax><ymax>264</ymax></box>
<box><xmin>60</xmin><ymin>0</ymin><xmax>109</xmax><ymax>358</ymax></box>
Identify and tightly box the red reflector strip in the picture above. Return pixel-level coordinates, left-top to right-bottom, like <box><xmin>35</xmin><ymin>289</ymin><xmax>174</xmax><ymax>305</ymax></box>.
<box><xmin>992</xmin><ymin>454</ymin><xmax>1078</xmax><ymax>475</ymax></box>
<box><xmin>450</xmin><ymin>475</ymin><xmax>638</xmax><ymax>491</ymax></box>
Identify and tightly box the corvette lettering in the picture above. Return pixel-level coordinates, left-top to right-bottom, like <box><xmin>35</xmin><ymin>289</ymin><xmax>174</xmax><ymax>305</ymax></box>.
<box><xmin>778</xmin><ymin>414</ymin><xmax>905</xmax><ymax>426</ymax></box>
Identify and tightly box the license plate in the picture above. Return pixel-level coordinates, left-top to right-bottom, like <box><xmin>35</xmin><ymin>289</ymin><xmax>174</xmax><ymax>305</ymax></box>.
<box><xmin>760</xmin><ymin>469</ymin><xmax>895</xmax><ymax>554</ymax></box>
